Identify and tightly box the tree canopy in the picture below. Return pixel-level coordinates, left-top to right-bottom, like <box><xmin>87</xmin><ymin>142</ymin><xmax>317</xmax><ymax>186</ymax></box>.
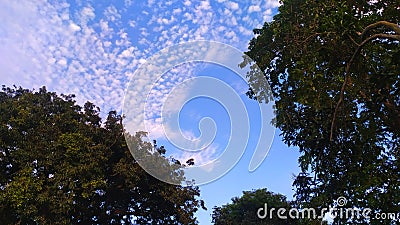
<box><xmin>0</xmin><ymin>85</ymin><xmax>205</xmax><ymax>224</ymax></box>
<box><xmin>243</xmin><ymin>0</ymin><xmax>399</xmax><ymax>224</ymax></box>
<box><xmin>211</xmin><ymin>188</ymin><xmax>324</xmax><ymax>225</ymax></box>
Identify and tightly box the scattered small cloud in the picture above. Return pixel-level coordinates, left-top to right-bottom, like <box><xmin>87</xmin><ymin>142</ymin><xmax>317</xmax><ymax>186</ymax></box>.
<box><xmin>69</xmin><ymin>23</ymin><xmax>81</xmax><ymax>32</ymax></box>
<box><xmin>226</xmin><ymin>1</ymin><xmax>239</xmax><ymax>11</ymax></box>
<box><xmin>248</xmin><ymin>5</ymin><xmax>261</xmax><ymax>13</ymax></box>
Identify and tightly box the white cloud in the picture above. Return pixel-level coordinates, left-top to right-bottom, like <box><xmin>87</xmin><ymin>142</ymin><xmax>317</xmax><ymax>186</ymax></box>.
<box><xmin>248</xmin><ymin>5</ymin><xmax>261</xmax><ymax>13</ymax></box>
<box><xmin>172</xmin><ymin>8</ymin><xmax>182</xmax><ymax>15</ymax></box>
<box><xmin>263</xmin><ymin>8</ymin><xmax>273</xmax><ymax>22</ymax></box>
<box><xmin>157</xmin><ymin>16</ymin><xmax>176</xmax><ymax>25</ymax></box>
<box><xmin>80</xmin><ymin>6</ymin><xmax>95</xmax><ymax>25</ymax></box>
<box><xmin>183</xmin><ymin>12</ymin><xmax>193</xmax><ymax>21</ymax></box>
<box><xmin>104</xmin><ymin>5</ymin><xmax>121</xmax><ymax>23</ymax></box>
<box><xmin>229</xmin><ymin>16</ymin><xmax>238</xmax><ymax>26</ymax></box>
<box><xmin>120</xmin><ymin>47</ymin><xmax>134</xmax><ymax>58</ymax></box>
<box><xmin>265</xmin><ymin>0</ymin><xmax>281</xmax><ymax>8</ymax></box>
<box><xmin>69</xmin><ymin>23</ymin><xmax>81</xmax><ymax>32</ymax></box>
<box><xmin>226</xmin><ymin>1</ymin><xmax>239</xmax><ymax>10</ymax></box>
<box><xmin>57</xmin><ymin>58</ymin><xmax>67</xmax><ymax>66</ymax></box>
<box><xmin>128</xmin><ymin>20</ymin><xmax>136</xmax><ymax>27</ymax></box>
<box><xmin>198</xmin><ymin>0</ymin><xmax>211</xmax><ymax>11</ymax></box>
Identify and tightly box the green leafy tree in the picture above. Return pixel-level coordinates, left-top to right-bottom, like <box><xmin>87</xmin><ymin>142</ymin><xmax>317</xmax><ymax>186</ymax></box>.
<box><xmin>0</xmin><ymin>85</ymin><xmax>205</xmax><ymax>224</ymax></box>
<box><xmin>211</xmin><ymin>188</ymin><xmax>324</xmax><ymax>225</ymax></box>
<box><xmin>243</xmin><ymin>0</ymin><xmax>399</xmax><ymax>224</ymax></box>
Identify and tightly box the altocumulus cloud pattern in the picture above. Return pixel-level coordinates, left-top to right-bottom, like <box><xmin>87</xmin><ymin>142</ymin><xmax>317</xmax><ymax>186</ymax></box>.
<box><xmin>0</xmin><ymin>0</ymin><xmax>280</xmax><ymax>185</ymax></box>
<box><xmin>0</xmin><ymin>0</ymin><xmax>279</xmax><ymax>114</ymax></box>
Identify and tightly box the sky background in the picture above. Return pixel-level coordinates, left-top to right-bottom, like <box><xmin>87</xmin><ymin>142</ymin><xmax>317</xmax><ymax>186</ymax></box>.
<box><xmin>0</xmin><ymin>0</ymin><xmax>301</xmax><ymax>224</ymax></box>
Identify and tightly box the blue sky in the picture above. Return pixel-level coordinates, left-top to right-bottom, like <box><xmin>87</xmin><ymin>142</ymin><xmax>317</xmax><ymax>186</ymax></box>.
<box><xmin>0</xmin><ymin>0</ymin><xmax>301</xmax><ymax>224</ymax></box>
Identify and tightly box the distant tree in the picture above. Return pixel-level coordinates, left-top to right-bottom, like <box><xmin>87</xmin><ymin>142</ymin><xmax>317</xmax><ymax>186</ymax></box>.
<box><xmin>242</xmin><ymin>0</ymin><xmax>399</xmax><ymax>224</ymax></box>
<box><xmin>211</xmin><ymin>188</ymin><xmax>324</xmax><ymax>225</ymax></box>
<box><xmin>0</xmin><ymin>85</ymin><xmax>205</xmax><ymax>224</ymax></box>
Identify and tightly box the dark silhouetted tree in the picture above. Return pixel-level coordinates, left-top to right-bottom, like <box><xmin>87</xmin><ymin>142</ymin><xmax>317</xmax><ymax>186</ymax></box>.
<box><xmin>242</xmin><ymin>0</ymin><xmax>399</xmax><ymax>224</ymax></box>
<box><xmin>212</xmin><ymin>188</ymin><xmax>324</xmax><ymax>225</ymax></box>
<box><xmin>0</xmin><ymin>85</ymin><xmax>205</xmax><ymax>224</ymax></box>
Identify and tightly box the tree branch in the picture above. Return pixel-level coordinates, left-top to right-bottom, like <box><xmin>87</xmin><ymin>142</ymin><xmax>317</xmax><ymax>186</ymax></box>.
<box><xmin>329</xmin><ymin>31</ymin><xmax>400</xmax><ymax>141</ymax></box>
<box><xmin>361</xmin><ymin>21</ymin><xmax>400</xmax><ymax>40</ymax></box>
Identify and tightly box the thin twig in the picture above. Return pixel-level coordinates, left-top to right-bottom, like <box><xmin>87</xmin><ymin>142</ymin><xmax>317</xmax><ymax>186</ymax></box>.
<box><xmin>301</xmin><ymin>32</ymin><xmax>336</xmax><ymax>44</ymax></box>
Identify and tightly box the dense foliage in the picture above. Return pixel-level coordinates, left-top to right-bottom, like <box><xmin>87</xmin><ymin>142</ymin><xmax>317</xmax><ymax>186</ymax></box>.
<box><xmin>243</xmin><ymin>0</ymin><xmax>399</xmax><ymax>224</ymax></box>
<box><xmin>0</xmin><ymin>86</ymin><xmax>205</xmax><ymax>224</ymax></box>
<box><xmin>211</xmin><ymin>188</ymin><xmax>323</xmax><ymax>225</ymax></box>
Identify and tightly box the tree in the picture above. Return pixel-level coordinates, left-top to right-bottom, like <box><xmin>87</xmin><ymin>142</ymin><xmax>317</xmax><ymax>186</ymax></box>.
<box><xmin>0</xmin><ymin>85</ymin><xmax>205</xmax><ymax>224</ymax></box>
<box><xmin>243</xmin><ymin>0</ymin><xmax>399</xmax><ymax>224</ymax></box>
<box><xmin>211</xmin><ymin>188</ymin><xmax>323</xmax><ymax>225</ymax></box>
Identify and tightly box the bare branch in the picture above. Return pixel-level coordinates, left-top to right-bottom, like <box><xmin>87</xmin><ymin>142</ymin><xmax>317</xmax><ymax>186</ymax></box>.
<box><xmin>347</xmin><ymin>33</ymin><xmax>359</xmax><ymax>46</ymax></box>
